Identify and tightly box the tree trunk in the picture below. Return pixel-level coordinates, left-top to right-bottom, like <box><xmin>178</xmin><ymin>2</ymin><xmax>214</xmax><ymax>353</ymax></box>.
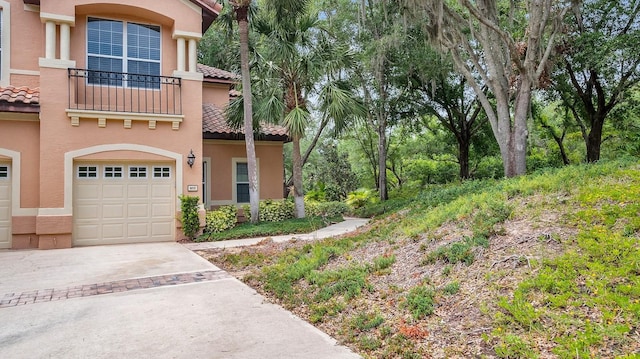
<box><xmin>284</xmin><ymin>118</ymin><xmax>329</xmax><ymax>189</ymax></box>
<box><xmin>292</xmin><ymin>134</ymin><xmax>305</xmax><ymax>218</ymax></box>
<box><xmin>586</xmin><ymin>117</ymin><xmax>604</xmax><ymax>162</ymax></box>
<box><xmin>512</xmin><ymin>80</ymin><xmax>530</xmax><ymax>176</ymax></box>
<box><xmin>237</xmin><ymin>7</ymin><xmax>259</xmax><ymax>223</ymax></box>
<box><xmin>458</xmin><ymin>138</ymin><xmax>471</xmax><ymax>180</ymax></box>
<box><xmin>378</xmin><ymin>120</ymin><xmax>388</xmax><ymax>201</ymax></box>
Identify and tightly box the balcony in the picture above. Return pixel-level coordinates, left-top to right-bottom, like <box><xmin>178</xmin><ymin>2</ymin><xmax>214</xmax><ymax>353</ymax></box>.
<box><xmin>67</xmin><ymin>68</ymin><xmax>184</xmax><ymax>130</ymax></box>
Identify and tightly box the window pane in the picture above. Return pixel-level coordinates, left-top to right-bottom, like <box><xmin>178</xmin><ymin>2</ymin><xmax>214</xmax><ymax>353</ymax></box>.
<box><xmin>237</xmin><ymin>184</ymin><xmax>250</xmax><ymax>203</ymax></box>
<box><xmin>127</xmin><ymin>22</ymin><xmax>160</xmax><ymax>61</ymax></box>
<box><xmin>87</xmin><ymin>18</ymin><xmax>123</xmax><ymax>56</ymax></box>
<box><xmin>128</xmin><ymin>61</ymin><xmax>160</xmax><ymax>88</ymax></box>
<box><xmin>236</xmin><ymin>163</ymin><xmax>248</xmax><ymax>182</ymax></box>
<box><xmin>88</xmin><ymin>57</ymin><xmax>123</xmax><ymax>85</ymax></box>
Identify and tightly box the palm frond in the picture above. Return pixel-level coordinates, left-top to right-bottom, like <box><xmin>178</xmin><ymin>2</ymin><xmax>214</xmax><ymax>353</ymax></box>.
<box><xmin>283</xmin><ymin>106</ymin><xmax>310</xmax><ymax>138</ymax></box>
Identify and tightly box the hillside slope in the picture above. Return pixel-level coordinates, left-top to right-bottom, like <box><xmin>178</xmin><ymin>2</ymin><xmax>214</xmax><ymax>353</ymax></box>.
<box><xmin>199</xmin><ymin>160</ymin><xmax>640</xmax><ymax>358</ymax></box>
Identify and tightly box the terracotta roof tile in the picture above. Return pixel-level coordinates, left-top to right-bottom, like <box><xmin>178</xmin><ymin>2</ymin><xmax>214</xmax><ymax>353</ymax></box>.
<box><xmin>0</xmin><ymin>86</ymin><xmax>40</xmax><ymax>105</ymax></box>
<box><xmin>197</xmin><ymin>64</ymin><xmax>240</xmax><ymax>81</ymax></box>
<box><xmin>203</xmin><ymin>104</ymin><xmax>288</xmax><ymax>138</ymax></box>
<box><xmin>229</xmin><ymin>89</ymin><xmax>241</xmax><ymax>97</ymax></box>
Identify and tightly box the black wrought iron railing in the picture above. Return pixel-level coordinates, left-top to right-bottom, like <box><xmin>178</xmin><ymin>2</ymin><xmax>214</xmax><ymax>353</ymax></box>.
<box><xmin>68</xmin><ymin>68</ymin><xmax>182</xmax><ymax>115</ymax></box>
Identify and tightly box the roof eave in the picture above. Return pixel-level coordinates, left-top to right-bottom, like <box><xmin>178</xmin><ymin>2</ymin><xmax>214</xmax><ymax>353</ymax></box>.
<box><xmin>203</xmin><ymin>132</ymin><xmax>291</xmax><ymax>143</ymax></box>
<box><xmin>0</xmin><ymin>103</ymin><xmax>40</xmax><ymax>114</ymax></box>
<box><xmin>24</xmin><ymin>1</ymin><xmax>220</xmax><ymax>32</ymax></box>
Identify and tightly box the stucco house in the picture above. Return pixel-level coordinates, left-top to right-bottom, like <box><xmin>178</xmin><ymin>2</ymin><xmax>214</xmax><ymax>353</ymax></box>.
<box><xmin>0</xmin><ymin>0</ymin><xmax>288</xmax><ymax>249</ymax></box>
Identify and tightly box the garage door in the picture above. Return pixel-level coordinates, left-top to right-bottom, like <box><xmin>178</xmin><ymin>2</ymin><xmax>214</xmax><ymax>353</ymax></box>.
<box><xmin>73</xmin><ymin>163</ymin><xmax>175</xmax><ymax>246</ymax></box>
<box><xmin>0</xmin><ymin>163</ymin><xmax>11</xmax><ymax>249</ymax></box>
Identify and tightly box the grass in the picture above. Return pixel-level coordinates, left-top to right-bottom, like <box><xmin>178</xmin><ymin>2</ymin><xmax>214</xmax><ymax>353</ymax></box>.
<box><xmin>205</xmin><ymin>158</ymin><xmax>640</xmax><ymax>358</ymax></box>
<box><xmin>198</xmin><ymin>216</ymin><xmax>343</xmax><ymax>241</ymax></box>
<box><xmin>491</xmin><ymin>163</ymin><xmax>640</xmax><ymax>358</ymax></box>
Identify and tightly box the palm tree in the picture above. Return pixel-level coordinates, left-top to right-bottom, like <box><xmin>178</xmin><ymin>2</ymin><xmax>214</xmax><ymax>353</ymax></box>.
<box><xmin>254</xmin><ymin>0</ymin><xmax>365</xmax><ymax>217</ymax></box>
<box><xmin>224</xmin><ymin>1</ymin><xmax>364</xmax><ymax>218</ymax></box>
<box><xmin>225</xmin><ymin>0</ymin><xmax>260</xmax><ymax>223</ymax></box>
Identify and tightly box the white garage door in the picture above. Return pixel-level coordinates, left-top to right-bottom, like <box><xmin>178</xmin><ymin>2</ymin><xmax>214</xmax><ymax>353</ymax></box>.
<box><xmin>0</xmin><ymin>163</ymin><xmax>11</xmax><ymax>249</ymax></box>
<box><xmin>73</xmin><ymin>163</ymin><xmax>175</xmax><ymax>246</ymax></box>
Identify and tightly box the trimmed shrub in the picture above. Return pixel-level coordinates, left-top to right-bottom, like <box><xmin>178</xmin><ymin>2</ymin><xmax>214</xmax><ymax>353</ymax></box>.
<box><xmin>306</xmin><ymin>200</ymin><xmax>349</xmax><ymax>218</ymax></box>
<box><xmin>204</xmin><ymin>205</ymin><xmax>237</xmax><ymax>234</ymax></box>
<box><xmin>243</xmin><ymin>200</ymin><xmax>295</xmax><ymax>222</ymax></box>
<box><xmin>179</xmin><ymin>195</ymin><xmax>200</xmax><ymax>240</ymax></box>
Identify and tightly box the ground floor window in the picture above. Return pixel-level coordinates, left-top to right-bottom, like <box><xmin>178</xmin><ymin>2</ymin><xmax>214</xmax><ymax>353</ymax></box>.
<box><xmin>236</xmin><ymin>162</ymin><xmax>249</xmax><ymax>203</ymax></box>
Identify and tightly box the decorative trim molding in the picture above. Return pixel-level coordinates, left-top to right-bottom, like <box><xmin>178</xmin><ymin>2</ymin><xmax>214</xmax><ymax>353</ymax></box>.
<box><xmin>38</xmin><ymin>58</ymin><xmax>76</xmax><ymax>69</ymax></box>
<box><xmin>9</xmin><ymin>68</ymin><xmax>40</xmax><ymax>76</ymax></box>
<box><xmin>40</xmin><ymin>12</ymin><xmax>75</xmax><ymax>25</ymax></box>
<box><xmin>172</xmin><ymin>30</ymin><xmax>202</xmax><ymax>40</ymax></box>
<box><xmin>65</xmin><ymin>109</ymin><xmax>184</xmax><ymax>130</ymax></box>
<box><xmin>172</xmin><ymin>70</ymin><xmax>203</xmax><ymax>82</ymax></box>
<box><xmin>0</xmin><ymin>1</ymin><xmax>11</xmax><ymax>87</ymax></box>
<box><xmin>0</xmin><ymin>112</ymin><xmax>39</xmax><ymax>121</ymax></box>
<box><xmin>23</xmin><ymin>4</ymin><xmax>39</xmax><ymax>12</ymax></box>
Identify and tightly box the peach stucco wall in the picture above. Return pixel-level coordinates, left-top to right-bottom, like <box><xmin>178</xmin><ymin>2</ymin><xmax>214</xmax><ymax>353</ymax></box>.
<box><xmin>9</xmin><ymin>2</ymin><xmax>42</xmax><ymax>77</ymax></box>
<box><xmin>0</xmin><ymin>118</ymin><xmax>40</xmax><ymax>209</ymax></box>
<box><xmin>204</xmin><ymin>140</ymin><xmax>284</xmax><ymax>204</ymax></box>
<box><xmin>203</xmin><ymin>83</ymin><xmax>231</xmax><ymax>107</ymax></box>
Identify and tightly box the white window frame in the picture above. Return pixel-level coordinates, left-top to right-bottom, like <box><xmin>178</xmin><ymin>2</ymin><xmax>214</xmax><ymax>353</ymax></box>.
<box><xmin>0</xmin><ymin>165</ymin><xmax>8</xmax><ymax>180</ymax></box>
<box><xmin>128</xmin><ymin>166</ymin><xmax>148</xmax><ymax>179</ymax></box>
<box><xmin>77</xmin><ymin>165</ymin><xmax>99</xmax><ymax>179</ymax></box>
<box><xmin>232</xmin><ymin>158</ymin><xmax>259</xmax><ymax>204</ymax></box>
<box><xmin>86</xmin><ymin>16</ymin><xmax>162</xmax><ymax>88</ymax></box>
<box><xmin>103</xmin><ymin>165</ymin><xmax>124</xmax><ymax>179</ymax></box>
<box><xmin>153</xmin><ymin>166</ymin><xmax>172</xmax><ymax>179</ymax></box>
<box><xmin>202</xmin><ymin>157</ymin><xmax>211</xmax><ymax>208</ymax></box>
<box><xmin>0</xmin><ymin>2</ymin><xmax>11</xmax><ymax>87</ymax></box>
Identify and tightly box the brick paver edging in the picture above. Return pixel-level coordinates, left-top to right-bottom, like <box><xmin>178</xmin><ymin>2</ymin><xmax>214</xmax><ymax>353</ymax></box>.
<box><xmin>0</xmin><ymin>270</ymin><xmax>231</xmax><ymax>308</ymax></box>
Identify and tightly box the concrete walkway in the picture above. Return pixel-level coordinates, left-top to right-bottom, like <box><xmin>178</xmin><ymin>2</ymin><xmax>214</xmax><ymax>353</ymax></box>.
<box><xmin>183</xmin><ymin>217</ymin><xmax>370</xmax><ymax>250</ymax></box>
<box><xmin>0</xmin><ymin>242</ymin><xmax>361</xmax><ymax>359</ymax></box>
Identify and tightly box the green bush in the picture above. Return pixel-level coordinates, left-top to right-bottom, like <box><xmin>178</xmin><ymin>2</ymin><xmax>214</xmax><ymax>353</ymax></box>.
<box><xmin>403</xmin><ymin>285</ymin><xmax>435</xmax><ymax>319</ymax></box>
<box><xmin>346</xmin><ymin>188</ymin><xmax>378</xmax><ymax>210</ymax></box>
<box><xmin>242</xmin><ymin>200</ymin><xmax>295</xmax><ymax>222</ymax></box>
<box><xmin>243</xmin><ymin>199</ymin><xmax>347</xmax><ymax>222</ymax></box>
<box><xmin>203</xmin><ymin>205</ymin><xmax>237</xmax><ymax>236</ymax></box>
<box><xmin>179</xmin><ymin>195</ymin><xmax>200</xmax><ymax>240</ymax></box>
<box><xmin>305</xmin><ymin>200</ymin><xmax>349</xmax><ymax>218</ymax></box>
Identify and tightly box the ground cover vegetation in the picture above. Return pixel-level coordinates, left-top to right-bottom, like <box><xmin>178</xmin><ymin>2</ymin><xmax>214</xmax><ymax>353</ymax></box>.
<box><xmin>198</xmin><ymin>160</ymin><xmax>640</xmax><ymax>357</ymax></box>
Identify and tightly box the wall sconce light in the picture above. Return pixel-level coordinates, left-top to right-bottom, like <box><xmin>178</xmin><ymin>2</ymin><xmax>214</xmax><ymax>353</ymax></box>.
<box><xmin>187</xmin><ymin>149</ymin><xmax>196</xmax><ymax>168</ymax></box>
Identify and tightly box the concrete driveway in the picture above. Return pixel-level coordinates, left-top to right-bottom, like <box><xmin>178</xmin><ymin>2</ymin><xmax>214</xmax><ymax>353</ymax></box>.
<box><xmin>0</xmin><ymin>243</ymin><xmax>360</xmax><ymax>359</ymax></box>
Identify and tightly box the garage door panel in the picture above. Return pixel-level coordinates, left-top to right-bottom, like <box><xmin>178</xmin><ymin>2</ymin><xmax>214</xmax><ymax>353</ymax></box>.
<box><xmin>0</xmin><ymin>163</ymin><xmax>10</xmax><ymax>249</ymax></box>
<box><xmin>128</xmin><ymin>203</ymin><xmax>150</xmax><ymax>218</ymax></box>
<box><xmin>127</xmin><ymin>223</ymin><xmax>150</xmax><ymax>238</ymax></box>
<box><xmin>127</xmin><ymin>184</ymin><xmax>150</xmax><ymax>199</ymax></box>
<box><xmin>73</xmin><ymin>163</ymin><xmax>175</xmax><ymax>246</ymax></box>
<box><xmin>0</xmin><ymin>206</ymin><xmax>9</xmax><ymax>220</ymax></box>
<box><xmin>0</xmin><ymin>185</ymin><xmax>10</xmax><ymax>200</ymax></box>
<box><xmin>74</xmin><ymin>224</ymin><xmax>100</xmax><ymax>241</ymax></box>
<box><xmin>151</xmin><ymin>184</ymin><xmax>173</xmax><ymax>198</ymax></box>
<box><xmin>74</xmin><ymin>204</ymin><xmax>99</xmax><ymax>220</ymax></box>
<box><xmin>151</xmin><ymin>203</ymin><xmax>172</xmax><ymax>217</ymax></box>
<box><xmin>102</xmin><ymin>223</ymin><xmax>125</xmax><ymax>239</ymax></box>
<box><xmin>151</xmin><ymin>221</ymin><xmax>173</xmax><ymax>236</ymax></box>
<box><xmin>102</xmin><ymin>184</ymin><xmax>125</xmax><ymax>199</ymax></box>
<box><xmin>75</xmin><ymin>184</ymin><xmax>100</xmax><ymax>199</ymax></box>
<box><xmin>102</xmin><ymin>204</ymin><xmax>125</xmax><ymax>219</ymax></box>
